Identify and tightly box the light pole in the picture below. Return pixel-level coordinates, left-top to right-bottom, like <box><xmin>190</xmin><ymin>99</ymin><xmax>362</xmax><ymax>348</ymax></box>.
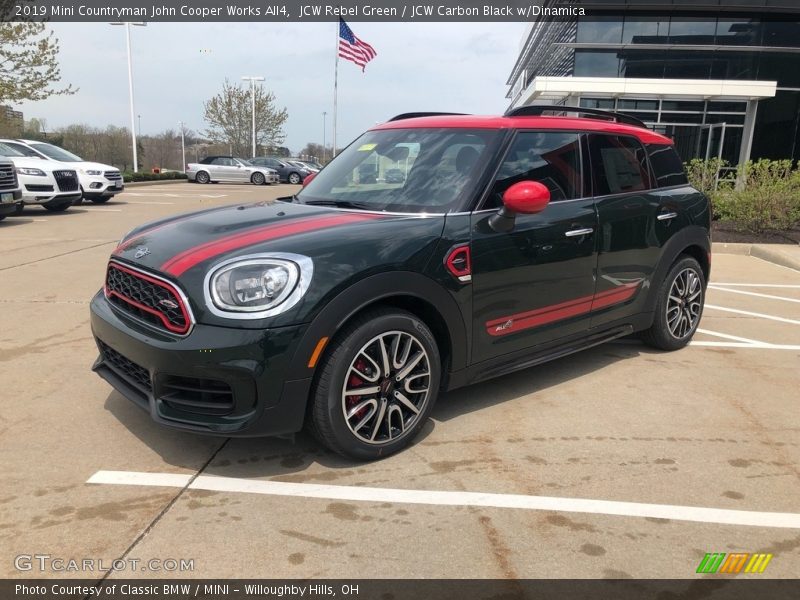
<box><xmin>137</xmin><ymin>114</ymin><xmax>141</xmax><ymax>137</ymax></box>
<box><xmin>178</xmin><ymin>121</ymin><xmax>186</xmax><ymax>172</ymax></box>
<box><xmin>241</xmin><ymin>75</ymin><xmax>264</xmax><ymax>157</ymax></box>
<box><xmin>110</xmin><ymin>21</ymin><xmax>146</xmax><ymax>172</ymax></box>
<box><xmin>322</xmin><ymin>111</ymin><xmax>327</xmax><ymax>162</ymax></box>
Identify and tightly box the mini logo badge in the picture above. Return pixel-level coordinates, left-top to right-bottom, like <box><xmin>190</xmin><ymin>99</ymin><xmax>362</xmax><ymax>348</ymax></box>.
<box><xmin>133</xmin><ymin>246</ymin><xmax>151</xmax><ymax>259</ymax></box>
<box><xmin>158</xmin><ymin>299</ymin><xmax>179</xmax><ymax>310</ymax></box>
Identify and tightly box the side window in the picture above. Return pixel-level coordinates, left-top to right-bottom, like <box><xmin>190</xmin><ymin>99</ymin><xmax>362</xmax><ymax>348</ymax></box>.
<box><xmin>645</xmin><ymin>144</ymin><xmax>689</xmax><ymax>187</ymax></box>
<box><xmin>588</xmin><ymin>135</ymin><xmax>654</xmax><ymax>196</ymax></box>
<box><xmin>210</xmin><ymin>157</ymin><xmax>227</xmax><ymax>166</ymax></box>
<box><xmin>487</xmin><ymin>131</ymin><xmax>582</xmax><ymax>208</ymax></box>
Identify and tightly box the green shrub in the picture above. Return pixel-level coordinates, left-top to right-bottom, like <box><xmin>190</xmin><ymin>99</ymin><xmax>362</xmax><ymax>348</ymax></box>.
<box><xmin>122</xmin><ymin>171</ymin><xmax>188</xmax><ymax>183</ymax></box>
<box><xmin>685</xmin><ymin>158</ymin><xmax>800</xmax><ymax>233</ymax></box>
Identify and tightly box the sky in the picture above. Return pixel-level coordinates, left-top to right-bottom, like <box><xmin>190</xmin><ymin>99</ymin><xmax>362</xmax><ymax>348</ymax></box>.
<box><xmin>18</xmin><ymin>21</ymin><xmax>526</xmax><ymax>153</ymax></box>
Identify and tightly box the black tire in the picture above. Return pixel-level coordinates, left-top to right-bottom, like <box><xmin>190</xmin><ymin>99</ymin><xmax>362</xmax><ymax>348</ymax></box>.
<box><xmin>0</xmin><ymin>215</ymin><xmax>5</xmax><ymax>221</ymax></box>
<box><xmin>42</xmin><ymin>201</ymin><xmax>71</xmax><ymax>212</ymax></box>
<box><xmin>74</xmin><ymin>188</ymin><xmax>84</xmax><ymax>205</ymax></box>
<box><xmin>641</xmin><ymin>255</ymin><xmax>705</xmax><ymax>351</ymax></box>
<box><xmin>251</xmin><ymin>172</ymin><xmax>266</xmax><ymax>185</ymax></box>
<box><xmin>308</xmin><ymin>308</ymin><xmax>441</xmax><ymax>460</ymax></box>
<box><xmin>288</xmin><ymin>172</ymin><xmax>301</xmax><ymax>185</ymax></box>
<box><xmin>90</xmin><ymin>197</ymin><xmax>111</xmax><ymax>204</ymax></box>
<box><xmin>13</xmin><ymin>204</ymin><xmax>24</xmax><ymax>216</ymax></box>
<box><xmin>195</xmin><ymin>171</ymin><xmax>211</xmax><ymax>184</ymax></box>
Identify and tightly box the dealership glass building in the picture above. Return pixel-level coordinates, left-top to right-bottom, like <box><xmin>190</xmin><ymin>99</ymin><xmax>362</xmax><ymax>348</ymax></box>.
<box><xmin>506</xmin><ymin>1</ymin><xmax>800</xmax><ymax>166</ymax></box>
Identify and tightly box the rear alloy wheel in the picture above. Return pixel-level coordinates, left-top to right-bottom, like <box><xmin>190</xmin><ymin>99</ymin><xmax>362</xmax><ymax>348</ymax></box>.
<box><xmin>195</xmin><ymin>171</ymin><xmax>210</xmax><ymax>184</ymax></box>
<box><xmin>642</xmin><ymin>255</ymin><xmax>705</xmax><ymax>351</ymax></box>
<box><xmin>288</xmin><ymin>172</ymin><xmax>301</xmax><ymax>185</ymax></box>
<box><xmin>251</xmin><ymin>172</ymin><xmax>265</xmax><ymax>185</ymax></box>
<box><xmin>309</xmin><ymin>309</ymin><xmax>440</xmax><ymax>460</ymax></box>
<box><xmin>42</xmin><ymin>201</ymin><xmax>72</xmax><ymax>212</ymax></box>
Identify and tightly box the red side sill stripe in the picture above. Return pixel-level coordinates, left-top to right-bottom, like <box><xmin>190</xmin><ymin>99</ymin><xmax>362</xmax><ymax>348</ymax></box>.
<box><xmin>161</xmin><ymin>213</ymin><xmax>379</xmax><ymax>276</ymax></box>
<box><xmin>486</xmin><ymin>282</ymin><xmax>640</xmax><ymax>337</ymax></box>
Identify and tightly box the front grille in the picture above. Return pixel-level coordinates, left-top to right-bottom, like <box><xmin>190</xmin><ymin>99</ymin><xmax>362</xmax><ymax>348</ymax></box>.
<box><xmin>161</xmin><ymin>376</ymin><xmax>234</xmax><ymax>416</ymax></box>
<box><xmin>105</xmin><ymin>262</ymin><xmax>191</xmax><ymax>335</ymax></box>
<box><xmin>98</xmin><ymin>341</ymin><xmax>152</xmax><ymax>393</ymax></box>
<box><xmin>105</xmin><ymin>170</ymin><xmax>122</xmax><ymax>181</ymax></box>
<box><xmin>53</xmin><ymin>169</ymin><xmax>79</xmax><ymax>192</ymax></box>
<box><xmin>0</xmin><ymin>162</ymin><xmax>17</xmax><ymax>191</ymax></box>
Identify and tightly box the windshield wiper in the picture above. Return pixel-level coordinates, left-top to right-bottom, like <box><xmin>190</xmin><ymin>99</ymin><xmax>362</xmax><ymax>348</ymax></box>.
<box><xmin>303</xmin><ymin>199</ymin><xmax>377</xmax><ymax>211</ymax></box>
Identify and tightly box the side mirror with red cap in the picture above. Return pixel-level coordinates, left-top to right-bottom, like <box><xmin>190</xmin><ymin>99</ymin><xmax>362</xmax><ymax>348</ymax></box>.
<box><xmin>489</xmin><ymin>181</ymin><xmax>551</xmax><ymax>232</ymax></box>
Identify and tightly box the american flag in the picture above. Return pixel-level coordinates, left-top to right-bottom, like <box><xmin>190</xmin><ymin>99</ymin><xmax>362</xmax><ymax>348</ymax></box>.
<box><xmin>338</xmin><ymin>18</ymin><xmax>376</xmax><ymax>72</ymax></box>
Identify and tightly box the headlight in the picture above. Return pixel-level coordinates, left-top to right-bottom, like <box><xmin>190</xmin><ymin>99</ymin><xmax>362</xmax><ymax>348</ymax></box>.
<box><xmin>205</xmin><ymin>253</ymin><xmax>313</xmax><ymax>319</ymax></box>
<box><xmin>81</xmin><ymin>169</ymin><xmax>102</xmax><ymax>176</ymax></box>
<box><xmin>17</xmin><ymin>167</ymin><xmax>46</xmax><ymax>177</ymax></box>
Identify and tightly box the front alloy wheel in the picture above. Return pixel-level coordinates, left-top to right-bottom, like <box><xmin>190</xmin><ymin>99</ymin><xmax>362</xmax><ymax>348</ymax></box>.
<box><xmin>342</xmin><ymin>331</ymin><xmax>431</xmax><ymax>445</ymax></box>
<box><xmin>309</xmin><ymin>308</ymin><xmax>440</xmax><ymax>460</ymax></box>
<box><xmin>251</xmin><ymin>172</ymin><xmax>265</xmax><ymax>185</ymax></box>
<box><xmin>288</xmin><ymin>172</ymin><xmax>301</xmax><ymax>185</ymax></box>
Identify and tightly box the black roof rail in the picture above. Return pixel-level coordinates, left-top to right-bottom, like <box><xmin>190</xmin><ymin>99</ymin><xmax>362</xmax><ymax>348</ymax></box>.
<box><xmin>388</xmin><ymin>112</ymin><xmax>468</xmax><ymax>122</ymax></box>
<box><xmin>504</xmin><ymin>104</ymin><xmax>648</xmax><ymax>129</ymax></box>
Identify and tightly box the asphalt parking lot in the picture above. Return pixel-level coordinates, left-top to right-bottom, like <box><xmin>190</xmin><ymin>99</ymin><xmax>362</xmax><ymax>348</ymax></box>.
<box><xmin>1</xmin><ymin>182</ymin><xmax>798</xmax><ymax>580</ymax></box>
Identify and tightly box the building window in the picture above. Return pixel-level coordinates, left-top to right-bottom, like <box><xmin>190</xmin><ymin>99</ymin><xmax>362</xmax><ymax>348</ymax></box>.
<box><xmin>574</xmin><ymin>50</ymin><xmax>620</xmax><ymax>77</ymax></box>
<box><xmin>622</xmin><ymin>17</ymin><xmax>669</xmax><ymax>44</ymax></box>
<box><xmin>668</xmin><ymin>18</ymin><xmax>716</xmax><ymax>44</ymax></box>
<box><xmin>580</xmin><ymin>98</ymin><xmax>615</xmax><ymax>110</ymax></box>
<box><xmin>576</xmin><ymin>16</ymin><xmax>623</xmax><ymax>44</ymax></box>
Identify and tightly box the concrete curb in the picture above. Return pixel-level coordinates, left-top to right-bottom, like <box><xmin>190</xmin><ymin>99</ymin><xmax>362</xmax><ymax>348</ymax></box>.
<box><xmin>124</xmin><ymin>179</ymin><xmax>188</xmax><ymax>187</ymax></box>
<box><xmin>713</xmin><ymin>242</ymin><xmax>800</xmax><ymax>272</ymax></box>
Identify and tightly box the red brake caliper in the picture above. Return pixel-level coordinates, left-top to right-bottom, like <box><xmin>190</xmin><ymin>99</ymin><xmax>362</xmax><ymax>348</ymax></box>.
<box><xmin>346</xmin><ymin>359</ymin><xmax>369</xmax><ymax>420</ymax></box>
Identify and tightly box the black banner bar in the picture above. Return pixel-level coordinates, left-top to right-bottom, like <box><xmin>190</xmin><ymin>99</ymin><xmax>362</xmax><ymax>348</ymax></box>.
<box><xmin>3</xmin><ymin>579</ymin><xmax>800</xmax><ymax>600</ymax></box>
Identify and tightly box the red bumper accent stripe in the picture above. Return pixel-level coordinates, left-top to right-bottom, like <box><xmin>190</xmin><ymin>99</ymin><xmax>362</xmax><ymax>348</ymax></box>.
<box><xmin>161</xmin><ymin>213</ymin><xmax>378</xmax><ymax>276</ymax></box>
<box><xmin>486</xmin><ymin>282</ymin><xmax>640</xmax><ymax>337</ymax></box>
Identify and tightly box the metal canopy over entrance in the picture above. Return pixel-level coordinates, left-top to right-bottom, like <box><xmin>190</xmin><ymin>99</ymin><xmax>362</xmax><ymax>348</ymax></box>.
<box><xmin>512</xmin><ymin>77</ymin><xmax>777</xmax><ymax>165</ymax></box>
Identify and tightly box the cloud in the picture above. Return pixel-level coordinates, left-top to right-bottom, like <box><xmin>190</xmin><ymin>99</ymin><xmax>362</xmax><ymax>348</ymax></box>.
<box><xmin>17</xmin><ymin>21</ymin><xmax>525</xmax><ymax>153</ymax></box>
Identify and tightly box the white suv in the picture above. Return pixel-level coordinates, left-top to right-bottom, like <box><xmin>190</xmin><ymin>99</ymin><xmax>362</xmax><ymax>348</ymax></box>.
<box><xmin>5</xmin><ymin>139</ymin><xmax>123</xmax><ymax>204</ymax></box>
<box><xmin>0</xmin><ymin>141</ymin><xmax>81</xmax><ymax>212</ymax></box>
<box><xmin>0</xmin><ymin>157</ymin><xmax>23</xmax><ymax>221</ymax></box>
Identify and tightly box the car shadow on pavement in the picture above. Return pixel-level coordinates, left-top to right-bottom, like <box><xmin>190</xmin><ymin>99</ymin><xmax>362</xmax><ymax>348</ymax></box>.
<box><xmin>103</xmin><ymin>340</ymin><xmax>655</xmax><ymax>478</ymax></box>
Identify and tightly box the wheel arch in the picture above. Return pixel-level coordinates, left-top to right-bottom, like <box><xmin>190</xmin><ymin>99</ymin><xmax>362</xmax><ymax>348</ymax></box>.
<box><xmin>643</xmin><ymin>225</ymin><xmax>711</xmax><ymax>314</ymax></box>
<box><xmin>285</xmin><ymin>272</ymin><xmax>468</xmax><ymax>385</ymax></box>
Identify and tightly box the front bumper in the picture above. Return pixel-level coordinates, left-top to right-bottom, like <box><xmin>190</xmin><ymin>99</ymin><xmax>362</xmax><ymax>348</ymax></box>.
<box><xmin>90</xmin><ymin>291</ymin><xmax>312</xmax><ymax>437</ymax></box>
<box><xmin>0</xmin><ymin>190</ymin><xmax>22</xmax><ymax>216</ymax></box>
<box><xmin>83</xmin><ymin>177</ymin><xmax>124</xmax><ymax>197</ymax></box>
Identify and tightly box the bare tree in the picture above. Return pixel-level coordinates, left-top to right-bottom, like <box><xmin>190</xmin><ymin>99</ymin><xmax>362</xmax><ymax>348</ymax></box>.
<box><xmin>203</xmin><ymin>79</ymin><xmax>288</xmax><ymax>157</ymax></box>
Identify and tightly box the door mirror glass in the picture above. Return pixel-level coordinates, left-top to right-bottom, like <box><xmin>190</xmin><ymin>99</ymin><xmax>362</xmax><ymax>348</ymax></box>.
<box><xmin>502</xmin><ymin>181</ymin><xmax>551</xmax><ymax>214</ymax></box>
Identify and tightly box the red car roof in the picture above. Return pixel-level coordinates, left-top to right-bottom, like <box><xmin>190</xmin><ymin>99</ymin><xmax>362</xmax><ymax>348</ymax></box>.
<box><xmin>372</xmin><ymin>114</ymin><xmax>673</xmax><ymax>146</ymax></box>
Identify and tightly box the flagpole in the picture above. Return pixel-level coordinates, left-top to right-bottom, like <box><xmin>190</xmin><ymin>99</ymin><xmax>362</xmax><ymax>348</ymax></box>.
<box><xmin>332</xmin><ymin>19</ymin><xmax>339</xmax><ymax>158</ymax></box>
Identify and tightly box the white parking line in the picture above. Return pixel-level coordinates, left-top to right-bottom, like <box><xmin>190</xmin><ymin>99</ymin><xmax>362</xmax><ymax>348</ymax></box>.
<box><xmin>709</xmin><ymin>285</ymin><xmax>800</xmax><ymax>304</ymax></box>
<box><xmin>87</xmin><ymin>470</ymin><xmax>800</xmax><ymax>529</ymax></box>
<box><xmin>690</xmin><ymin>341</ymin><xmax>800</xmax><ymax>350</ymax></box>
<box><xmin>704</xmin><ymin>304</ymin><xmax>800</xmax><ymax>326</ymax></box>
<box><xmin>123</xmin><ymin>201</ymin><xmax>176</xmax><ymax>205</ymax></box>
<box><xmin>710</xmin><ymin>283</ymin><xmax>800</xmax><ymax>288</ymax></box>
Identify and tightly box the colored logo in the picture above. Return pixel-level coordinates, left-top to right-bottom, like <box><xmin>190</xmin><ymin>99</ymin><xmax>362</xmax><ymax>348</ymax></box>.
<box><xmin>696</xmin><ymin>552</ymin><xmax>773</xmax><ymax>574</ymax></box>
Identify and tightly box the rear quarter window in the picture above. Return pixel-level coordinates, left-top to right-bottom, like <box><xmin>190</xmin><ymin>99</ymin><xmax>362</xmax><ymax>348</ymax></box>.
<box><xmin>646</xmin><ymin>144</ymin><xmax>689</xmax><ymax>188</ymax></box>
<box><xmin>588</xmin><ymin>134</ymin><xmax>654</xmax><ymax>196</ymax></box>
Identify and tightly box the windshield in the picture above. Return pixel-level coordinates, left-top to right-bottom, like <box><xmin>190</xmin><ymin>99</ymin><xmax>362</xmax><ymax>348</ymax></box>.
<box><xmin>29</xmin><ymin>142</ymin><xmax>83</xmax><ymax>162</ymax></box>
<box><xmin>297</xmin><ymin>128</ymin><xmax>501</xmax><ymax>213</ymax></box>
<box><xmin>0</xmin><ymin>142</ymin><xmax>26</xmax><ymax>157</ymax></box>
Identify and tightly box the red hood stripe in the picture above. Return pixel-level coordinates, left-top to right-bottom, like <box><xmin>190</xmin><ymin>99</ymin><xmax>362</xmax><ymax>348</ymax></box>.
<box><xmin>161</xmin><ymin>213</ymin><xmax>379</xmax><ymax>276</ymax></box>
<box><xmin>114</xmin><ymin>208</ymin><xmax>229</xmax><ymax>255</ymax></box>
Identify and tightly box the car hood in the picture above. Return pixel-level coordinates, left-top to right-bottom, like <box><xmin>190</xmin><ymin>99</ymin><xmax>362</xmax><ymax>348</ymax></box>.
<box><xmin>5</xmin><ymin>156</ymin><xmax>74</xmax><ymax>172</ymax></box>
<box><xmin>113</xmin><ymin>201</ymin><xmax>442</xmax><ymax>277</ymax></box>
<box><xmin>73</xmin><ymin>161</ymin><xmax>117</xmax><ymax>172</ymax></box>
<box><xmin>111</xmin><ymin>200</ymin><xmax>446</xmax><ymax>327</ymax></box>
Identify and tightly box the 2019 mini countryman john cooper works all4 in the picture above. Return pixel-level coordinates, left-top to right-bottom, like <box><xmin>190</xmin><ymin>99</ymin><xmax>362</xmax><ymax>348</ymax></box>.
<box><xmin>90</xmin><ymin>107</ymin><xmax>711</xmax><ymax>460</ymax></box>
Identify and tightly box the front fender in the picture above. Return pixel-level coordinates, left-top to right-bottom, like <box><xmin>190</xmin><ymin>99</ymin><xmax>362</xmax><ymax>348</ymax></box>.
<box><xmin>284</xmin><ymin>271</ymin><xmax>468</xmax><ymax>382</ymax></box>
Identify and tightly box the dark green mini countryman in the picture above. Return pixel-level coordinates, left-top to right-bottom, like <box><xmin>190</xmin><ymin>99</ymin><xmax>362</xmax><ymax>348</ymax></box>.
<box><xmin>90</xmin><ymin>106</ymin><xmax>711</xmax><ymax>460</ymax></box>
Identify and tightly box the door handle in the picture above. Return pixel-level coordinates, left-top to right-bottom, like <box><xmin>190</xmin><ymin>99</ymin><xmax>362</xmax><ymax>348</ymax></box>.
<box><xmin>657</xmin><ymin>211</ymin><xmax>678</xmax><ymax>221</ymax></box>
<box><xmin>565</xmin><ymin>228</ymin><xmax>594</xmax><ymax>237</ymax></box>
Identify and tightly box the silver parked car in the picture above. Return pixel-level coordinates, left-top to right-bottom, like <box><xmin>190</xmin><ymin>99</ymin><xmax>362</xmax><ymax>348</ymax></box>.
<box><xmin>186</xmin><ymin>156</ymin><xmax>279</xmax><ymax>185</ymax></box>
